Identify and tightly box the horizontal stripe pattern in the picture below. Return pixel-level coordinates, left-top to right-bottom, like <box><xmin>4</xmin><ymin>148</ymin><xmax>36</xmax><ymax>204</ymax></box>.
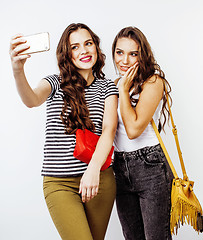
<box><xmin>41</xmin><ymin>74</ymin><xmax>118</xmax><ymax>177</ymax></box>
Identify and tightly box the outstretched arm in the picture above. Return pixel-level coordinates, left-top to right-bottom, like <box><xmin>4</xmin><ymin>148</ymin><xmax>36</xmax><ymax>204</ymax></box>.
<box><xmin>9</xmin><ymin>34</ymin><xmax>51</xmax><ymax>107</ymax></box>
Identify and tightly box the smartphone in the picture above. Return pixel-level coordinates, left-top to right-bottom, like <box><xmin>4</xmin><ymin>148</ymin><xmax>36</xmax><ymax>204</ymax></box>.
<box><xmin>19</xmin><ymin>32</ymin><xmax>50</xmax><ymax>55</ymax></box>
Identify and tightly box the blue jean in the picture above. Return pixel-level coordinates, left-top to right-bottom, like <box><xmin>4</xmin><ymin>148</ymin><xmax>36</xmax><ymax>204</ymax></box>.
<box><xmin>113</xmin><ymin>144</ymin><xmax>173</xmax><ymax>240</ymax></box>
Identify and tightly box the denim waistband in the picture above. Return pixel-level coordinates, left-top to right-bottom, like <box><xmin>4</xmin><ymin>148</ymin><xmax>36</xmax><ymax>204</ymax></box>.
<box><xmin>114</xmin><ymin>144</ymin><xmax>161</xmax><ymax>159</ymax></box>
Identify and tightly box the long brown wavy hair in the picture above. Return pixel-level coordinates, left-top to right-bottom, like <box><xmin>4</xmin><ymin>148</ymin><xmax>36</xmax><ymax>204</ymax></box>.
<box><xmin>112</xmin><ymin>26</ymin><xmax>172</xmax><ymax>132</ymax></box>
<box><xmin>56</xmin><ymin>23</ymin><xmax>105</xmax><ymax>134</ymax></box>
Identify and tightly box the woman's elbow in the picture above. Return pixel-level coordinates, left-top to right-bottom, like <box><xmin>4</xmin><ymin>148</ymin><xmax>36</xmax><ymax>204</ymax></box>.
<box><xmin>26</xmin><ymin>104</ymin><xmax>34</xmax><ymax>108</ymax></box>
<box><xmin>126</xmin><ymin>128</ymin><xmax>143</xmax><ymax>140</ymax></box>
<box><xmin>113</xmin><ymin>124</ymin><xmax>118</xmax><ymax>136</ymax></box>
<box><xmin>24</xmin><ymin>101</ymin><xmax>39</xmax><ymax>108</ymax></box>
<box><xmin>22</xmin><ymin>94</ymin><xmax>43</xmax><ymax>108</ymax></box>
<box><xmin>103</xmin><ymin>124</ymin><xmax>117</xmax><ymax>141</ymax></box>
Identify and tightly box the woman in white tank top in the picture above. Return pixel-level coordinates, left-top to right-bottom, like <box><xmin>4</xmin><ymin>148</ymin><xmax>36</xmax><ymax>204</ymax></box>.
<box><xmin>112</xmin><ymin>27</ymin><xmax>174</xmax><ymax>240</ymax></box>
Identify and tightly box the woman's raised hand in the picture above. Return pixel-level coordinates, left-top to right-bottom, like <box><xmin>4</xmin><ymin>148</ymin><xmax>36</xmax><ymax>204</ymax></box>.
<box><xmin>9</xmin><ymin>34</ymin><xmax>30</xmax><ymax>73</ymax></box>
<box><xmin>119</xmin><ymin>62</ymin><xmax>139</xmax><ymax>92</ymax></box>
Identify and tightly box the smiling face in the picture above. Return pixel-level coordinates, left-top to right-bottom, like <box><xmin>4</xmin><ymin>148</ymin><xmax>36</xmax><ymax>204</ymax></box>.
<box><xmin>114</xmin><ymin>37</ymin><xmax>139</xmax><ymax>76</ymax></box>
<box><xmin>69</xmin><ymin>28</ymin><xmax>97</xmax><ymax>75</ymax></box>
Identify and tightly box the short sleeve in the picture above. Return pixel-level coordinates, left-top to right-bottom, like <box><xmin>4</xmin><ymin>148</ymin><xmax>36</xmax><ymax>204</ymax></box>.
<box><xmin>43</xmin><ymin>74</ymin><xmax>60</xmax><ymax>100</ymax></box>
<box><xmin>105</xmin><ymin>79</ymin><xmax>119</xmax><ymax>99</ymax></box>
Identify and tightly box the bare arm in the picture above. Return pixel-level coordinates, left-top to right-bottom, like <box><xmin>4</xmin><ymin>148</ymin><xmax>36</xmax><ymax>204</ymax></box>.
<box><xmin>79</xmin><ymin>94</ymin><xmax>118</xmax><ymax>202</ymax></box>
<box><xmin>89</xmin><ymin>94</ymin><xmax>118</xmax><ymax>168</ymax></box>
<box><xmin>118</xmin><ymin>63</ymin><xmax>163</xmax><ymax>139</ymax></box>
<box><xmin>9</xmin><ymin>34</ymin><xmax>51</xmax><ymax>107</ymax></box>
<box><xmin>119</xmin><ymin>70</ymin><xmax>163</xmax><ymax>139</ymax></box>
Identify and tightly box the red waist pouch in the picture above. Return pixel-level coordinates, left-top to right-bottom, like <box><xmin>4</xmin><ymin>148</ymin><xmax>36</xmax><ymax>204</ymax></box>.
<box><xmin>73</xmin><ymin>129</ymin><xmax>114</xmax><ymax>171</ymax></box>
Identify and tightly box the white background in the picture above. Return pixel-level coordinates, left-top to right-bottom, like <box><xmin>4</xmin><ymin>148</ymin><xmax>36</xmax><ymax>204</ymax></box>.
<box><xmin>1</xmin><ymin>0</ymin><xmax>202</xmax><ymax>239</ymax></box>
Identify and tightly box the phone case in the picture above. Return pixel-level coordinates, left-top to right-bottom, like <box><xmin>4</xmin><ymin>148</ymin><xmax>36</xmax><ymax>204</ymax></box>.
<box><xmin>19</xmin><ymin>32</ymin><xmax>50</xmax><ymax>55</ymax></box>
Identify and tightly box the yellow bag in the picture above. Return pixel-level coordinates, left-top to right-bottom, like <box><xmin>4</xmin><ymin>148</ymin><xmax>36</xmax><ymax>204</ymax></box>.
<box><xmin>170</xmin><ymin>178</ymin><xmax>202</xmax><ymax>234</ymax></box>
<box><xmin>151</xmin><ymin>85</ymin><xmax>202</xmax><ymax>235</ymax></box>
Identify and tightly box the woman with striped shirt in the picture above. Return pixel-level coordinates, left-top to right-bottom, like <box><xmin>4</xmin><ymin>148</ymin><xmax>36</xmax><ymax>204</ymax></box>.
<box><xmin>10</xmin><ymin>23</ymin><xmax>118</xmax><ymax>240</ymax></box>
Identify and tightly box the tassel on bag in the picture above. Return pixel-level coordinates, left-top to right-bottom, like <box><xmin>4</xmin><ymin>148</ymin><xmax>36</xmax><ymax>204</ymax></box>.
<box><xmin>151</xmin><ymin>83</ymin><xmax>202</xmax><ymax>235</ymax></box>
<box><xmin>170</xmin><ymin>178</ymin><xmax>202</xmax><ymax>234</ymax></box>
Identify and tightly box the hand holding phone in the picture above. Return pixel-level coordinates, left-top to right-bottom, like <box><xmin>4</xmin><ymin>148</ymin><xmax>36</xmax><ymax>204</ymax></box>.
<box><xmin>18</xmin><ymin>32</ymin><xmax>50</xmax><ymax>55</ymax></box>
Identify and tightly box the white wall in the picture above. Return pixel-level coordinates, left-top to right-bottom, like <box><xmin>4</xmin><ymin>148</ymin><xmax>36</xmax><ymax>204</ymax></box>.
<box><xmin>1</xmin><ymin>0</ymin><xmax>202</xmax><ymax>239</ymax></box>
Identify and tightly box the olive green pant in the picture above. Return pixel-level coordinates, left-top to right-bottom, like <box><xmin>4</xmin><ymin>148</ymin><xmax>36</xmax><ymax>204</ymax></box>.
<box><xmin>43</xmin><ymin>167</ymin><xmax>116</xmax><ymax>240</ymax></box>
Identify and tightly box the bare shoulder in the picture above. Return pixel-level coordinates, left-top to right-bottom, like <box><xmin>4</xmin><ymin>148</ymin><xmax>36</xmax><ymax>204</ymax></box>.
<box><xmin>142</xmin><ymin>75</ymin><xmax>164</xmax><ymax>91</ymax></box>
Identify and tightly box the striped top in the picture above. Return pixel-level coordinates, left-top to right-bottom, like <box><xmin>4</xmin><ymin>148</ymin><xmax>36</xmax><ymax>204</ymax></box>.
<box><xmin>41</xmin><ymin>74</ymin><xmax>118</xmax><ymax>177</ymax></box>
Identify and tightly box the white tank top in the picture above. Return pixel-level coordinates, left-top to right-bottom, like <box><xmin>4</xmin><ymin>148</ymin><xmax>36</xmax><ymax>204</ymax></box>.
<box><xmin>114</xmin><ymin>87</ymin><xmax>161</xmax><ymax>152</ymax></box>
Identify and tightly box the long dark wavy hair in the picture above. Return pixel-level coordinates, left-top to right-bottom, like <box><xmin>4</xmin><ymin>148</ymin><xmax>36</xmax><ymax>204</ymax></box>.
<box><xmin>112</xmin><ymin>26</ymin><xmax>172</xmax><ymax>132</ymax></box>
<box><xmin>56</xmin><ymin>23</ymin><xmax>105</xmax><ymax>134</ymax></box>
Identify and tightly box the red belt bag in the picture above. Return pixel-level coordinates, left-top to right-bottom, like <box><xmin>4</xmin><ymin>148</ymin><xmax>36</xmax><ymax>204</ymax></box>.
<box><xmin>73</xmin><ymin>129</ymin><xmax>114</xmax><ymax>171</ymax></box>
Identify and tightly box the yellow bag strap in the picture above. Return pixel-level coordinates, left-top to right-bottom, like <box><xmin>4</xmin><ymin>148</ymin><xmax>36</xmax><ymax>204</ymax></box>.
<box><xmin>151</xmin><ymin>82</ymin><xmax>189</xmax><ymax>181</ymax></box>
